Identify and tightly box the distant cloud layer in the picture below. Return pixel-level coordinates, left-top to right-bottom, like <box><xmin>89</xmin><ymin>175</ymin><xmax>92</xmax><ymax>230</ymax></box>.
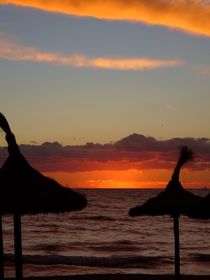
<box><xmin>0</xmin><ymin>34</ymin><xmax>182</xmax><ymax>70</ymax></box>
<box><xmin>1</xmin><ymin>0</ymin><xmax>210</xmax><ymax>37</ymax></box>
<box><xmin>1</xmin><ymin>134</ymin><xmax>210</xmax><ymax>173</ymax></box>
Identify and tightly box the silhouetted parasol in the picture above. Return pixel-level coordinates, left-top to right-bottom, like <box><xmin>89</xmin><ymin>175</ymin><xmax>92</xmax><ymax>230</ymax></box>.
<box><xmin>129</xmin><ymin>146</ymin><xmax>204</xmax><ymax>280</ymax></box>
<box><xmin>0</xmin><ymin>113</ymin><xmax>87</xmax><ymax>279</ymax></box>
<box><xmin>203</xmin><ymin>193</ymin><xmax>210</xmax><ymax>217</ymax></box>
<box><xmin>186</xmin><ymin>192</ymin><xmax>210</xmax><ymax>219</ymax></box>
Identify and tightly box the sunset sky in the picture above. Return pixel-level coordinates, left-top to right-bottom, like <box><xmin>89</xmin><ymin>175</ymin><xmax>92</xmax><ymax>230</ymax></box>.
<box><xmin>0</xmin><ymin>0</ymin><xmax>210</xmax><ymax>188</ymax></box>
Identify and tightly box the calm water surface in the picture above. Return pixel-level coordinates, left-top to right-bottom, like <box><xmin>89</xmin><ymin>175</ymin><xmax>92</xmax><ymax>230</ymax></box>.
<box><xmin>3</xmin><ymin>188</ymin><xmax>210</xmax><ymax>278</ymax></box>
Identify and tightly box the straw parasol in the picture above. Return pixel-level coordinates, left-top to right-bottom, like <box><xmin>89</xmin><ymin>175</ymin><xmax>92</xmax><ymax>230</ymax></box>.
<box><xmin>129</xmin><ymin>146</ymin><xmax>204</xmax><ymax>280</ymax></box>
<box><xmin>186</xmin><ymin>192</ymin><xmax>210</xmax><ymax>219</ymax></box>
<box><xmin>0</xmin><ymin>113</ymin><xmax>87</xmax><ymax>279</ymax></box>
<box><xmin>203</xmin><ymin>193</ymin><xmax>210</xmax><ymax>218</ymax></box>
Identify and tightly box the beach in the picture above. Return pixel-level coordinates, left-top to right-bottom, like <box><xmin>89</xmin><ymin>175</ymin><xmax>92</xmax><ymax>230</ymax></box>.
<box><xmin>5</xmin><ymin>274</ymin><xmax>210</xmax><ymax>280</ymax></box>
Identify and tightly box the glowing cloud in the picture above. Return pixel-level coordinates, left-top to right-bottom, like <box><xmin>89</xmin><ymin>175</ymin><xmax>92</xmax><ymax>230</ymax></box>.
<box><xmin>1</xmin><ymin>0</ymin><xmax>210</xmax><ymax>37</ymax></box>
<box><xmin>1</xmin><ymin>134</ymin><xmax>210</xmax><ymax>173</ymax></box>
<box><xmin>1</xmin><ymin>134</ymin><xmax>210</xmax><ymax>188</ymax></box>
<box><xmin>0</xmin><ymin>34</ymin><xmax>182</xmax><ymax>70</ymax></box>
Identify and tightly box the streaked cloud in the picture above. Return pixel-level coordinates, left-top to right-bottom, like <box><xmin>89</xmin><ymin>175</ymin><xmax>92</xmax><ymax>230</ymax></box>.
<box><xmin>1</xmin><ymin>0</ymin><xmax>210</xmax><ymax>37</ymax></box>
<box><xmin>0</xmin><ymin>34</ymin><xmax>182</xmax><ymax>70</ymax></box>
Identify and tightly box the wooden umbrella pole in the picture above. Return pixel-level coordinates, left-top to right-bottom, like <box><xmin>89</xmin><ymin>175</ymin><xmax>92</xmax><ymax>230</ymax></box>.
<box><xmin>173</xmin><ymin>215</ymin><xmax>180</xmax><ymax>280</ymax></box>
<box><xmin>0</xmin><ymin>214</ymin><xmax>4</xmax><ymax>279</ymax></box>
<box><xmin>14</xmin><ymin>213</ymin><xmax>23</xmax><ymax>280</ymax></box>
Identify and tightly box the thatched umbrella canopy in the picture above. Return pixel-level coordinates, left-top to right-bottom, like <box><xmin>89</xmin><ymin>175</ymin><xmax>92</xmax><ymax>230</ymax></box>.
<box><xmin>203</xmin><ymin>193</ymin><xmax>210</xmax><ymax>217</ymax></box>
<box><xmin>204</xmin><ymin>193</ymin><xmax>210</xmax><ymax>218</ymax></box>
<box><xmin>185</xmin><ymin>192</ymin><xmax>210</xmax><ymax>219</ymax></box>
<box><xmin>0</xmin><ymin>113</ymin><xmax>87</xmax><ymax>279</ymax></box>
<box><xmin>129</xmin><ymin>146</ymin><xmax>204</xmax><ymax>280</ymax></box>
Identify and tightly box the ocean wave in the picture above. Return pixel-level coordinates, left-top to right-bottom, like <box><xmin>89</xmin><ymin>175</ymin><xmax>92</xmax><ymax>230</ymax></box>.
<box><xmin>28</xmin><ymin>239</ymin><xmax>144</xmax><ymax>255</ymax></box>
<box><xmin>4</xmin><ymin>254</ymin><xmax>167</xmax><ymax>268</ymax></box>
<box><xmin>70</xmin><ymin>215</ymin><xmax>116</xmax><ymax>221</ymax></box>
<box><xmin>191</xmin><ymin>253</ymin><xmax>210</xmax><ymax>262</ymax></box>
<box><xmin>87</xmin><ymin>240</ymin><xmax>143</xmax><ymax>253</ymax></box>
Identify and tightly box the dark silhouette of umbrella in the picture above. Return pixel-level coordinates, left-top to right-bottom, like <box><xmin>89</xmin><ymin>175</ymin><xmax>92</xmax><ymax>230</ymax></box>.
<box><xmin>185</xmin><ymin>192</ymin><xmax>210</xmax><ymax>219</ymax></box>
<box><xmin>203</xmin><ymin>193</ymin><xmax>210</xmax><ymax>218</ymax></box>
<box><xmin>129</xmin><ymin>146</ymin><xmax>204</xmax><ymax>280</ymax></box>
<box><xmin>0</xmin><ymin>113</ymin><xmax>87</xmax><ymax>279</ymax></box>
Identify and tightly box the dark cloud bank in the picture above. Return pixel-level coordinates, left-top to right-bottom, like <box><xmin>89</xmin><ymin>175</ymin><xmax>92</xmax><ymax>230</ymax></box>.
<box><xmin>0</xmin><ymin>134</ymin><xmax>210</xmax><ymax>172</ymax></box>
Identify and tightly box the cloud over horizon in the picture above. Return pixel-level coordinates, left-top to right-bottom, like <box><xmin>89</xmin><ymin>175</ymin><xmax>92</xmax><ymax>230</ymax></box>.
<box><xmin>0</xmin><ymin>33</ymin><xmax>182</xmax><ymax>70</ymax></box>
<box><xmin>1</xmin><ymin>133</ymin><xmax>210</xmax><ymax>173</ymax></box>
<box><xmin>1</xmin><ymin>0</ymin><xmax>210</xmax><ymax>37</ymax></box>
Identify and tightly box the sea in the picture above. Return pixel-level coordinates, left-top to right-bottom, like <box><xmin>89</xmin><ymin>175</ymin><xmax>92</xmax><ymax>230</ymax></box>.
<box><xmin>2</xmin><ymin>188</ymin><xmax>210</xmax><ymax>278</ymax></box>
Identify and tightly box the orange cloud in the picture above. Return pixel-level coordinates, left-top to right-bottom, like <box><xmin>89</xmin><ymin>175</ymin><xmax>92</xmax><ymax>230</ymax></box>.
<box><xmin>1</xmin><ymin>0</ymin><xmax>210</xmax><ymax>37</ymax></box>
<box><xmin>0</xmin><ymin>34</ymin><xmax>182</xmax><ymax>70</ymax></box>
